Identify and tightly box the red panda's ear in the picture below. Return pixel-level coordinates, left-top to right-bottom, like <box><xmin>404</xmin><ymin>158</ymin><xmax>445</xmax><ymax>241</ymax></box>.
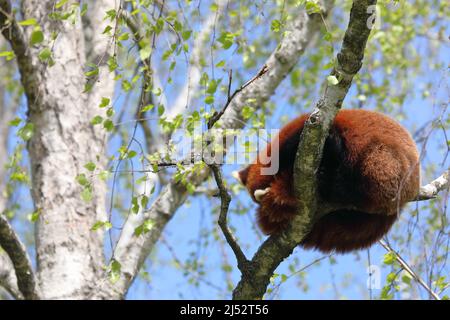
<box><xmin>232</xmin><ymin>166</ymin><xmax>250</xmax><ymax>186</ymax></box>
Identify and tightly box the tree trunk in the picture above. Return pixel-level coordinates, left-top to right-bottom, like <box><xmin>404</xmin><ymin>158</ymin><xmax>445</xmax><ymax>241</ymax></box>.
<box><xmin>16</xmin><ymin>0</ymin><xmax>115</xmax><ymax>299</ymax></box>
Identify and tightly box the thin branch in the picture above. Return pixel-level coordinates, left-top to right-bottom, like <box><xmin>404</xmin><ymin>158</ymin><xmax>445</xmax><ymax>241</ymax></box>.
<box><xmin>0</xmin><ymin>215</ymin><xmax>39</xmax><ymax>299</ymax></box>
<box><xmin>416</xmin><ymin>169</ymin><xmax>450</xmax><ymax>201</ymax></box>
<box><xmin>232</xmin><ymin>0</ymin><xmax>377</xmax><ymax>300</ymax></box>
<box><xmin>209</xmin><ymin>165</ymin><xmax>249</xmax><ymax>271</ymax></box>
<box><xmin>168</xmin><ymin>0</ymin><xmax>228</xmax><ymax>119</ymax></box>
<box><xmin>378</xmin><ymin>239</ymin><xmax>441</xmax><ymax>300</ymax></box>
<box><xmin>207</xmin><ymin>65</ymin><xmax>269</xmax><ymax>129</ymax></box>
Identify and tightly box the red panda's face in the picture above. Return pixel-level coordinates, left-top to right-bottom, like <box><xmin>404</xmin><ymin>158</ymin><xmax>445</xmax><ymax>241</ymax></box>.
<box><xmin>237</xmin><ymin>167</ymin><xmax>249</xmax><ymax>185</ymax></box>
<box><xmin>233</xmin><ymin>165</ymin><xmax>272</xmax><ymax>203</ymax></box>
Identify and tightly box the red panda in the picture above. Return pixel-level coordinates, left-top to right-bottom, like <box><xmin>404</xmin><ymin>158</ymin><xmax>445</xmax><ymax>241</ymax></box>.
<box><xmin>235</xmin><ymin>109</ymin><xmax>420</xmax><ymax>253</ymax></box>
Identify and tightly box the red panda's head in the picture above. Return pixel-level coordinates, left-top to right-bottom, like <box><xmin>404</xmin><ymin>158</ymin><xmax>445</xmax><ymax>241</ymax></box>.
<box><xmin>232</xmin><ymin>166</ymin><xmax>250</xmax><ymax>186</ymax></box>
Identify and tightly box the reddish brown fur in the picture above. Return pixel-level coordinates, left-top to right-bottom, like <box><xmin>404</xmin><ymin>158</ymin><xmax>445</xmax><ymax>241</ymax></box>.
<box><xmin>238</xmin><ymin>110</ymin><xmax>420</xmax><ymax>253</ymax></box>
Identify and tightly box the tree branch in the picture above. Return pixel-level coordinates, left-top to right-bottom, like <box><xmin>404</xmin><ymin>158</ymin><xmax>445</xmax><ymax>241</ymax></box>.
<box><xmin>210</xmin><ymin>165</ymin><xmax>249</xmax><ymax>271</ymax></box>
<box><xmin>0</xmin><ymin>0</ymin><xmax>28</xmax><ymax>61</ymax></box>
<box><xmin>0</xmin><ymin>252</ymin><xmax>22</xmax><ymax>299</ymax></box>
<box><xmin>94</xmin><ymin>0</ymin><xmax>335</xmax><ymax>299</ymax></box>
<box><xmin>378</xmin><ymin>240</ymin><xmax>441</xmax><ymax>300</ymax></box>
<box><xmin>416</xmin><ymin>169</ymin><xmax>450</xmax><ymax>201</ymax></box>
<box><xmin>232</xmin><ymin>0</ymin><xmax>377</xmax><ymax>300</ymax></box>
<box><xmin>0</xmin><ymin>215</ymin><xmax>39</xmax><ymax>299</ymax></box>
<box><xmin>167</xmin><ymin>0</ymin><xmax>228</xmax><ymax>119</ymax></box>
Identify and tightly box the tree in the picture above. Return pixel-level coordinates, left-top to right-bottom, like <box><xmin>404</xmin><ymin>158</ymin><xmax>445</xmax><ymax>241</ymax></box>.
<box><xmin>0</xmin><ymin>0</ymin><xmax>448</xmax><ymax>300</ymax></box>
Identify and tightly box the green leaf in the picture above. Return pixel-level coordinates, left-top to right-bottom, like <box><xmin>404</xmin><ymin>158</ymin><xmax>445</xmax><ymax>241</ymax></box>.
<box><xmin>102</xmin><ymin>25</ymin><xmax>112</xmax><ymax>35</ymax></box>
<box><xmin>30</xmin><ymin>29</ymin><xmax>44</xmax><ymax>46</ymax></box>
<box><xmin>132</xmin><ymin>196</ymin><xmax>139</xmax><ymax>214</ymax></box>
<box><xmin>117</xmin><ymin>32</ymin><xmax>129</xmax><ymax>41</ymax></box>
<box><xmin>206</xmin><ymin>80</ymin><xmax>218</xmax><ymax>94</ymax></box>
<box><xmin>139</xmin><ymin>45</ymin><xmax>152</xmax><ymax>61</ymax></box>
<box><xmin>401</xmin><ymin>273</ymin><xmax>412</xmax><ymax>285</ymax></box>
<box><xmin>91</xmin><ymin>221</ymin><xmax>112</xmax><ymax>231</ymax></box>
<box><xmin>76</xmin><ymin>173</ymin><xmax>89</xmax><ymax>186</ymax></box>
<box><xmin>305</xmin><ymin>1</ymin><xmax>321</xmax><ymax>14</ymax></box>
<box><xmin>158</xmin><ymin>104</ymin><xmax>165</xmax><ymax>116</ymax></box>
<box><xmin>242</xmin><ymin>106</ymin><xmax>254</xmax><ymax>119</ymax></box>
<box><xmin>122</xmin><ymin>80</ymin><xmax>132</xmax><ymax>92</ymax></box>
<box><xmin>30</xmin><ymin>209</ymin><xmax>41</xmax><ymax>223</ymax></box>
<box><xmin>322</xmin><ymin>61</ymin><xmax>334</xmax><ymax>70</ymax></box>
<box><xmin>10</xmin><ymin>171</ymin><xmax>28</xmax><ymax>183</ymax></box>
<box><xmin>98</xmin><ymin>170</ymin><xmax>110</xmax><ymax>181</ymax></box>
<box><xmin>107</xmin><ymin>56</ymin><xmax>118</xmax><ymax>72</ymax></box>
<box><xmin>91</xmin><ymin>115</ymin><xmax>103</xmax><ymax>125</ymax></box>
<box><xmin>217</xmin><ymin>32</ymin><xmax>235</xmax><ymax>49</ymax></box>
<box><xmin>81</xmin><ymin>187</ymin><xmax>93</xmax><ymax>202</ymax></box>
<box><xmin>106</xmin><ymin>107</ymin><xmax>114</xmax><ymax>118</ymax></box>
<box><xmin>99</xmin><ymin>97</ymin><xmax>110</xmax><ymax>108</ymax></box>
<box><xmin>215</xmin><ymin>60</ymin><xmax>225</xmax><ymax>68</ymax></box>
<box><xmin>386</xmin><ymin>272</ymin><xmax>397</xmax><ymax>283</ymax></box>
<box><xmin>18</xmin><ymin>18</ymin><xmax>37</xmax><ymax>26</ymax></box>
<box><xmin>154</xmin><ymin>18</ymin><xmax>164</xmax><ymax>34</ymax></box>
<box><xmin>271</xmin><ymin>19</ymin><xmax>282</xmax><ymax>32</ymax></box>
<box><xmin>141</xmin><ymin>195</ymin><xmax>149</xmax><ymax>208</ymax></box>
<box><xmin>181</xmin><ymin>30</ymin><xmax>192</xmax><ymax>40</ymax></box>
<box><xmin>80</xmin><ymin>3</ymin><xmax>88</xmax><ymax>16</ymax></box>
<box><xmin>204</xmin><ymin>95</ymin><xmax>214</xmax><ymax>104</ymax></box>
<box><xmin>383</xmin><ymin>252</ymin><xmax>396</xmax><ymax>265</ymax></box>
<box><xmin>38</xmin><ymin>48</ymin><xmax>52</xmax><ymax>61</ymax></box>
<box><xmin>55</xmin><ymin>0</ymin><xmax>68</xmax><ymax>9</ymax></box>
<box><xmin>105</xmin><ymin>9</ymin><xmax>116</xmax><ymax>21</ymax></box>
<box><xmin>85</xmin><ymin>66</ymin><xmax>99</xmax><ymax>77</ymax></box>
<box><xmin>134</xmin><ymin>219</ymin><xmax>155</xmax><ymax>236</ymax></box>
<box><xmin>127</xmin><ymin>150</ymin><xmax>137</xmax><ymax>159</ymax></box>
<box><xmin>103</xmin><ymin>119</ymin><xmax>114</xmax><ymax>132</ymax></box>
<box><xmin>9</xmin><ymin>118</ymin><xmax>22</xmax><ymax>127</ymax></box>
<box><xmin>186</xmin><ymin>183</ymin><xmax>195</xmax><ymax>194</ymax></box>
<box><xmin>91</xmin><ymin>221</ymin><xmax>104</xmax><ymax>231</ymax></box>
<box><xmin>162</xmin><ymin>49</ymin><xmax>172</xmax><ymax>61</ymax></box>
<box><xmin>0</xmin><ymin>51</ymin><xmax>15</xmax><ymax>60</ymax></box>
<box><xmin>323</xmin><ymin>32</ymin><xmax>333</xmax><ymax>42</ymax></box>
<box><xmin>109</xmin><ymin>260</ymin><xmax>121</xmax><ymax>284</ymax></box>
<box><xmin>141</xmin><ymin>104</ymin><xmax>154</xmax><ymax>112</ymax></box>
<box><xmin>84</xmin><ymin>162</ymin><xmax>96</xmax><ymax>172</ymax></box>
<box><xmin>18</xmin><ymin>123</ymin><xmax>35</xmax><ymax>141</ymax></box>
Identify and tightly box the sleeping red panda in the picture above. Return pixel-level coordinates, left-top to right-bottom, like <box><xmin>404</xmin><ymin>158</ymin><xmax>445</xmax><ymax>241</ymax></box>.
<box><xmin>235</xmin><ymin>109</ymin><xmax>420</xmax><ymax>253</ymax></box>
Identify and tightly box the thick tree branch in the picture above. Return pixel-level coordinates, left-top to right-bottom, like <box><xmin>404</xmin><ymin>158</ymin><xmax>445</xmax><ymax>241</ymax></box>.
<box><xmin>0</xmin><ymin>252</ymin><xmax>22</xmax><ymax>299</ymax></box>
<box><xmin>0</xmin><ymin>0</ymin><xmax>28</xmax><ymax>63</ymax></box>
<box><xmin>232</xmin><ymin>0</ymin><xmax>377</xmax><ymax>300</ymax></box>
<box><xmin>95</xmin><ymin>0</ymin><xmax>334</xmax><ymax>299</ymax></box>
<box><xmin>83</xmin><ymin>0</ymin><xmax>117</xmax><ymax>226</ymax></box>
<box><xmin>0</xmin><ymin>215</ymin><xmax>39</xmax><ymax>299</ymax></box>
<box><xmin>416</xmin><ymin>169</ymin><xmax>449</xmax><ymax>201</ymax></box>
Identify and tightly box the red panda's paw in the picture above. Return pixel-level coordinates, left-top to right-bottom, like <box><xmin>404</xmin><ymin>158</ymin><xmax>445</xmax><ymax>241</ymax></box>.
<box><xmin>234</xmin><ymin>164</ymin><xmax>275</xmax><ymax>203</ymax></box>
<box><xmin>257</xmin><ymin>198</ymin><xmax>297</xmax><ymax>235</ymax></box>
<box><xmin>257</xmin><ymin>206</ymin><xmax>294</xmax><ymax>235</ymax></box>
<box><xmin>267</xmin><ymin>171</ymin><xmax>297</xmax><ymax>207</ymax></box>
<box><xmin>251</xmin><ymin>170</ymin><xmax>297</xmax><ymax>205</ymax></box>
